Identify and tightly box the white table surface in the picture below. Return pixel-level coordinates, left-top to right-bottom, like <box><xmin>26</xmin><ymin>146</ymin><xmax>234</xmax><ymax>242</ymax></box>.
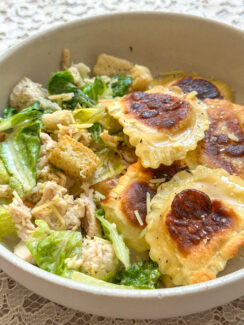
<box><xmin>0</xmin><ymin>0</ymin><xmax>243</xmax><ymax>324</ymax></box>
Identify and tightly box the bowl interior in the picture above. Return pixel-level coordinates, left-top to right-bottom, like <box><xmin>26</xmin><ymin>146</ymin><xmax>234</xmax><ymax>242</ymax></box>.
<box><xmin>0</xmin><ymin>12</ymin><xmax>244</xmax><ymax>288</ymax></box>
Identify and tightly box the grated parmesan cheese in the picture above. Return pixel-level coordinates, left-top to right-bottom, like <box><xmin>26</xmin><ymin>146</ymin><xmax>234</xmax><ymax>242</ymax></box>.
<box><xmin>146</xmin><ymin>192</ymin><xmax>151</xmax><ymax>215</ymax></box>
<box><xmin>134</xmin><ymin>210</ymin><xmax>144</xmax><ymax>226</ymax></box>
<box><xmin>150</xmin><ymin>178</ymin><xmax>166</xmax><ymax>184</ymax></box>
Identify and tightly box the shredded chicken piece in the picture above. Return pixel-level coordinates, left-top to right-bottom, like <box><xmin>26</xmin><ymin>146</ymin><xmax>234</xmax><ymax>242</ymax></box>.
<box><xmin>37</xmin><ymin>133</ymin><xmax>70</xmax><ymax>187</ymax></box>
<box><xmin>42</xmin><ymin>110</ymin><xmax>74</xmax><ymax>130</ymax></box>
<box><xmin>68</xmin><ymin>66</ymin><xmax>84</xmax><ymax>88</ymax></box>
<box><xmin>31</xmin><ymin>181</ymin><xmax>85</xmax><ymax>231</ymax></box>
<box><xmin>10</xmin><ymin>77</ymin><xmax>47</xmax><ymax>110</ymax></box>
<box><xmin>100</xmin><ymin>130</ymin><xmax>123</xmax><ymax>148</ymax></box>
<box><xmin>9</xmin><ymin>191</ymin><xmax>35</xmax><ymax>241</ymax></box>
<box><xmin>80</xmin><ymin>236</ymin><xmax>119</xmax><ymax>279</ymax></box>
<box><xmin>80</xmin><ymin>187</ymin><xmax>102</xmax><ymax>237</ymax></box>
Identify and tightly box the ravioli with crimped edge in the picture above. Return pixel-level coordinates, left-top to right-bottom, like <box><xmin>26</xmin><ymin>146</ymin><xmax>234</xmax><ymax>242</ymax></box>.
<box><xmin>151</xmin><ymin>72</ymin><xmax>233</xmax><ymax>101</ymax></box>
<box><xmin>103</xmin><ymin>160</ymin><xmax>185</xmax><ymax>252</ymax></box>
<box><xmin>102</xmin><ymin>86</ymin><xmax>209</xmax><ymax>168</ymax></box>
<box><xmin>185</xmin><ymin>99</ymin><xmax>244</xmax><ymax>178</ymax></box>
<box><xmin>145</xmin><ymin>166</ymin><xmax>244</xmax><ymax>286</ymax></box>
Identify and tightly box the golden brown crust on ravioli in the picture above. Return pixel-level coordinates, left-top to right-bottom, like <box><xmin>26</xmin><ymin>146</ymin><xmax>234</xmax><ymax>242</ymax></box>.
<box><xmin>102</xmin><ymin>86</ymin><xmax>209</xmax><ymax>168</ymax></box>
<box><xmin>103</xmin><ymin>160</ymin><xmax>155</xmax><ymax>252</ymax></box>
<box><xmin>151</xmin><ymin>73</ymin><xmax>233</xmax><ymax>101</ymax></box>
<box><xmin>191</xmin><ymin>99</ymin><xmax>244</xmax><ymax>179</ymax></box>
<box><xmin>145</xmin><ymin>166</ymin><xmax>244</xmax><ymax>285</ymax></box>
<box><xmin>103</xmin><ymin>160</ymin><xmax>185</xmax><ymax>252</ymax></box>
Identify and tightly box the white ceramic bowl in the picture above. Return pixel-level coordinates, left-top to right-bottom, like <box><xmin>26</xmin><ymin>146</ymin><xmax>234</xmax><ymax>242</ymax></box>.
<box><xmin>0</xmin><ymin>12</ymin><xmax>244</xmax><ymax>320</ymax></box>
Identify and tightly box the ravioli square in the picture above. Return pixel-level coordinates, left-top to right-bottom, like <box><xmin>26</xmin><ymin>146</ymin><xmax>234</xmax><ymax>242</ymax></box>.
<box><xmin>146</xmin><ymin>166</ymin><xmax>244</xmax><ymax>285</ymax></box>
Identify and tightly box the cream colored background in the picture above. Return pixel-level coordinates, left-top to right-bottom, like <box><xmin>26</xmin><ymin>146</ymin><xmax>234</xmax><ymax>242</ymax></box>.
<box><xmin>0</xmin><ymin>0</ymin><xmax>243</xmax><ymax>324</ymax></box>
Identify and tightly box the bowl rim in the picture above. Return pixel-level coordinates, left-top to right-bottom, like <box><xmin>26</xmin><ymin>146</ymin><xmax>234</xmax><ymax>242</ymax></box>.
<box><xmin>0</xmin><ymin>10</ymin><xmax>243</xmax><ymax>299</ymax></box>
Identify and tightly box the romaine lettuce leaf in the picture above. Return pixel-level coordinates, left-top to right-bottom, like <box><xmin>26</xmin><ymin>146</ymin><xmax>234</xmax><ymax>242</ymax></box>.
<box><xmin>63</xmin><ymin>270</ymin><xmax>130</xmax><ymax>289</ymax></box>
<box><xmin>0</xmin><ymin>102</ymin><xmax>42</xmax><ymax>132</ymax></box>
<box><xmin>115</xmin><ymin>260</ymin><xmax>161</xmax><ymax>289</ymax></box>
<box><xmin>82</xmin><ymin>76</ymin><xmax>112</xmax><ymax>101</ymax></box>
<box><xmin>88</xmin><ymin>122</ymin><xmax>104</xmax><ymax>144</ymax></box>
<box><xmin>91</xmin><ymin>148</ymin><xmax>126</xmax><ymax>185</ymax></box>
<box><xmin>26</xmin><ymin>220</ymin><xmax>82</xmax><ymax>275</ymax></box>
<box><xmin>2</xmin><ymin>107</ymin><xmax>17</xmax><ymax>119</ymax></box>
<box><xmin>0</xmin><ymin>159</ymin><xmax>9</xmax><ymax>184</ymax></box>
<box><xmin>48</xmin><ymin>71</ymin><xmax>96</xmax><ymax>108</ymax></box>
<box><xmin>73</xmin><ymin>106</ymin><xmax>105</xmax><ymax>124</ymax></box>
<box><xmin>96</xmin><ymin>209</ymin><xmax>130</xmax><ymax>269</ymax></box>
<box><xmin>0</xmin><ymin>206</ymin><xmax>16</xmax><ymax>241</ymax></box>
<box><xmin>111</xmin><ymin>75</ymin><xmax>132</xmax><ymax>97</ymax></box>
<box><xmin>0</xmin><ymin>121</ymin><xmax>41</xmax><ymax>196</ymax></box>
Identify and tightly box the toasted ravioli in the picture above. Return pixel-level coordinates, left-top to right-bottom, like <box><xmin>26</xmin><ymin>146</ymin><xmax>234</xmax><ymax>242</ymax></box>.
<box><xmin>152</xmin><ymin>73</ymin><xmax>233</xmax><ymax>101</ymax></box>
<box><xmin>103</xmin><ymin>161</ymin><xmax>155</xmax><ymax>252</ymax></box>
<box><xmin>103</xmin><ymin>160</ymin><xmax>185</xmax><ymax>252</ymax></box>
<box><xmin>146</xmin><ymin>166</ymin><xmax>244</xmax><ymax>286</ymax></box>
<box><xmin>189</xmin><ymin>99</ymin><xmax>244</xmax><ymax>179</ymax></box>
<box><xmin>102</xmin><ymin>86</ymin><xmax>209</xmax><ymax>168</ymax></box>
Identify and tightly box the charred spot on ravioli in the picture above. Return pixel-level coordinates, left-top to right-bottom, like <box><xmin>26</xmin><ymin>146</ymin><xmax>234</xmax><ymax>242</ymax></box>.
<box><xmin>124</xmin><ymin>92</ymin><xmax>191</xmax><ymax>131</ymax></box>
<box><xmin>152</xmin><ymin>160</ymin><xmax>186</xmax><ymax>182</ymax></box>
<box><xmin>166</xmin><ymin>189</ymin><xmax>233</xmax><ymax>253</ymax></box>
<box><xmin>121</xmin><ymin>181</ymin><xmax>156</xmax><ymax>228</ymax></box>
<box><xmin>199</xmin><ymin>99</ymin><xmax>244</xmax><ymax>178</ymax></box>
<box><xmin>174</xmin><ymin>76</ymin><xmax>223</xmax><ymax>101</ymax></box>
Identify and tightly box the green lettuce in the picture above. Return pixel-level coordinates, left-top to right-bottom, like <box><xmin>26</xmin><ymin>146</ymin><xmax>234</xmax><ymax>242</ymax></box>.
<box><xmin>115</xmin><ymin>260</ymin><xmax>161</xmax><ymax>289</ymax></box>
<box><xmin>0</xmin><ymin>121</ymin><xmax>41</xmax><ymax>196</ymax></box>
<box><xmin>0</xmin><ymin>206</ymin><xmax>16</xmax><ymax>241</ymax></box>
<box><xmin>2</xmin><ymin>107</ymin><xmax>17</xmax><ymax>119</ymax></box>
<box><xmin>26</xmin><ymin>220</ymin><xmax>82</xmax><ymax>275</ymax></box>
<box><xmin>48</xmin><ymin>71</ymin><xmax>96</xmax><ymax>108</ymax></box>
<box><xmin>111</xmin><ymin>75</ymin><xmax>132</xmax><ymax>97</ymax></box>
<box><xmin>0</xmin><ymin>102</ymin><xmax>42</xmax><ymax>132</ymax></box>
<box><xmin>73</xmin><ymin>106</ymin><xmax>105</xmax><ymax>124</ymax></box>
<box><xmin>82</xmin><ymin>76</ymin><xmax>112</xmax><ymax>101</ymax></box>
<box><xmin>0</xmin><ymin>159</ymin><xmax>9</xmax><ymax>184</ymax></box>
<box><xmin>96</xmin><ymin>209</ymin><xmax>130</xmax><ymax>269</ymax></box>
<box><xmin>91</xmin><ymin>148</ymin><xmax>126</xmax><ymax>184</ymax></box>
<box><xmin>63</xmin><ymin>270</ymin><xmax>130</xmax><ymax>289</ymax></box>
<box><xmin>88</xmin><ymin>122</ymin><xmax>104</xmax><ymax>144</ymax></box>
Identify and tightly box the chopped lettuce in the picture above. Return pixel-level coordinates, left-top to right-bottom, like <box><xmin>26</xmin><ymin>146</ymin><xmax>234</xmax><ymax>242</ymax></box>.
<box><xmin>96</xmin><ymin>209</ymin><xmax>130</xmax><ymax>269</ymax></box>
<box><xmin>0</xmin><ymin>102</ymin><xmax>42</xmax><ymax>132</ymax></box>
<box><xmin>111</xmin><ymin>75</ymin><xmax>132</xmax><ymax>97</ymax></box>
<box><xmin>0</xmin><ymin>206</ymin><xmax>16</xmax><ymax>241</ymax></box>
<box><xmin>73</xmin><ymin>105</ymin><xmax>105</xmax><ymax>124</ymax></box>
<box><xmin>0</xmin><ymin>121</ymin><xmax>41</xmax><ymax>196</ymax></box>
<box><xmin>48</xmin><ymin>71</ymin><xmax>96</xmax><ymax>108</ymax></box>
<box><xmin>63</xmin><ymin>270</ymin><xmax>130</xmax><ymax>289</ymax></box>
<box><xmin>0</xmin><ymin>159</ymin><xmax>9</xmax><ymax>184</ymax></box>
<box><xmin>115</xmin><ymin>260</ymin><xmax>161</xmax><ymax>289</ymax></box>
<box><xmin>82</xmin><ymin>76</ymin><xmax>112</xmax><ymax>101</ymax></box>
<box><xmin>88</xmin><ymin>122</ymin><xmax>104</xmax><ymax>144</ymax></box>
<box><xmin>2</xmin><ymin>107</ymin><xmax>17</xmax><ymax>119</ymax></box>
<box><xmin>26</xmin><ymin>220</ymin><xmax>82</xmax><ymax>275</ymax></box>
<box><xmin>91</xmin><ymin>148</ymin><xmax>126</xmax><ymax>185</ymax></box>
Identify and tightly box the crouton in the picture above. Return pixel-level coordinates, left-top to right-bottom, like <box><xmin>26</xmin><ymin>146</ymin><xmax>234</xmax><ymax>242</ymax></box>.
<box><xmin>130</xmin><ymin>64</ymin><xmax>153</xmax><ymax>91</ymax></box>
<box><xmin>42</xmin><ymin>110</ymin><xmax>74</xmax><ymax>130</ymax></box>
<box><xmin>10</xmin><ymin>77</ymin><xmax>47</xmax><ymax>110</ymax></box>
<box><xmin>48</xmin><ymin>135</ymin><xmax>99</xmax><ymax>181</ymax></box>
<box><xmin>93</xmin><ymin>53</ymin><xmax>134</xmax><ymax>77</ymax></box>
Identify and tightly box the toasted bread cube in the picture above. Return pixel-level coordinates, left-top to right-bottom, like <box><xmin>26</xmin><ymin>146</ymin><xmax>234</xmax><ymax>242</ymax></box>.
<box><xmin>48</xmin><ymin>135</ymin><xmax>99</xmax><ymax>181</ymax></box>
<box><xmin>42</xmin><ymin>110</ymin><xmax>74</xmax><ymax>130</ymax></box>
<box><xmin>93</xmin><ymin>53</ymin><xmax>134</xmax><ymax>77</ymax></box>
<box><xmin>130</xmin><ymin>64</ymin><xmax>153</xmax><ymax>91</ymax></box>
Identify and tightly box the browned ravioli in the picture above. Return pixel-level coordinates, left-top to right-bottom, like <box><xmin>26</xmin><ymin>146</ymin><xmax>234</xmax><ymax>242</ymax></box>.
<box><xmin>103</xmin><ymin>160</ymin><xmax>185</xmax><ymax>252</ymax></box>
<box><xmin>196</xmin><ymin>99</ymin><xmax>244</xmax><ymax>179</ymax></box>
